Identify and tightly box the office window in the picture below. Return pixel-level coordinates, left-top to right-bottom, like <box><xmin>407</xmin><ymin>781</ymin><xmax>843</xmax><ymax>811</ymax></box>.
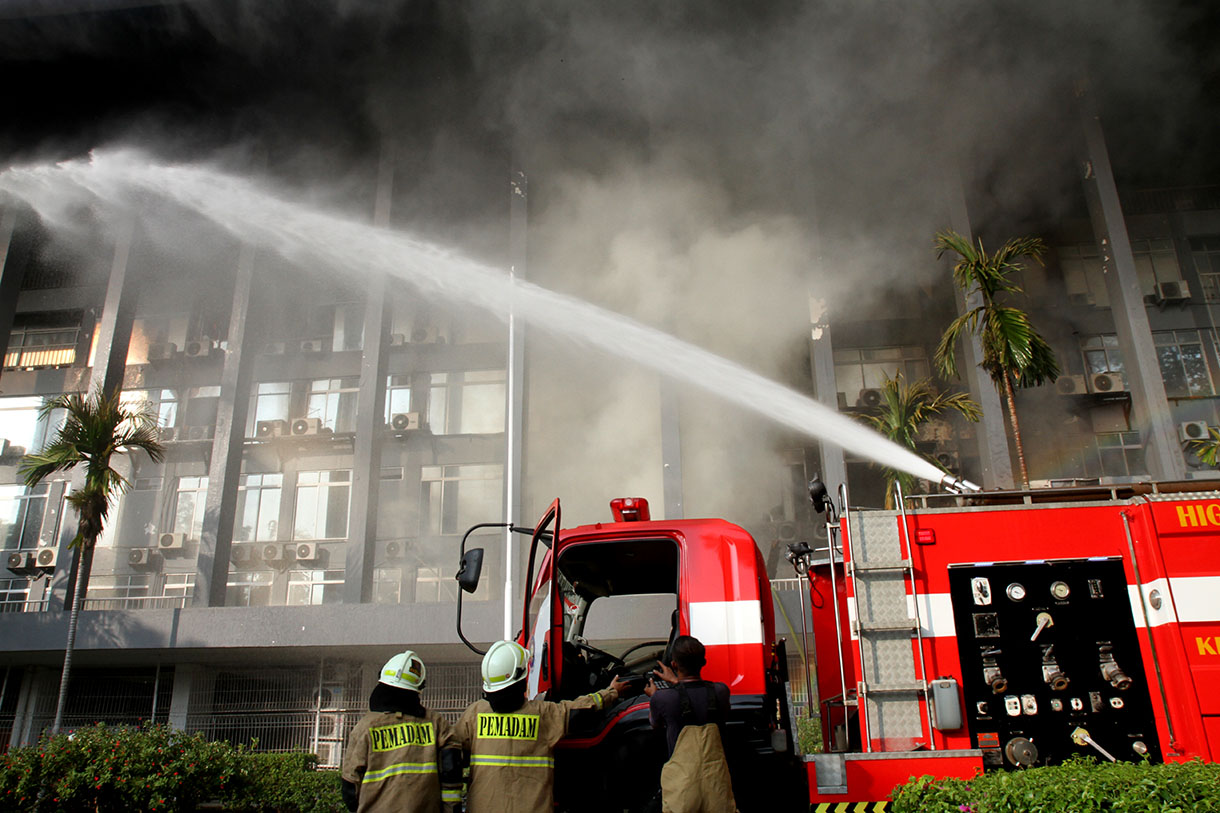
<box><xmin>1093</xmin><ymin>431</ymin><xmax>1147</xmax><ymax>479</ymax></box>
<box><xmin>1193</xmin><ymin>237</ymin><xmax>1220</xmax><ymax>302</ymax></box>
<box><xmin>305</xmin><ymin>378</ymin><xmax>360</xmax><ymax>433</ymax></box>
<box><xmin>87</xmin><ymin>574</ymin><xmax>152</xmax><ymax>602</ymax></box>
<box><xmin>287</xmin><ymin>568</ymin><xmax>344</xmax><ymax>606</ymax></box>
<box><xmin>420</xmin><ymin>464</ymin><xmax>502</xmax><ymax>536</ymax></box>
<box><xmin>247</xmin><ymin>382</ymin><xmax>292</xmax><ymax>436</ymax></box>
<box><xmin>226</xmin><ymin>571</ymin><xmax>274</xmax><ymax>607</ymax></box>
<box><xmin>1154</xmin><ymin>330</ymin><xmax>1214</xmax><ymax>398</ymax></box>
<box><xmin>163</xmin><ymin>573</ymin><xmax>195</xmax><ymax>601</ymax></box>
<box><xmin>172</xmin><ymin>476</ymin><xmax>209</xmax><ymax>539</ymax></box>
<box><xmin>385</xmin><ymin>375</ymin><xmax>412</xmax><ymax>423</ymax></box>
<box><xmin>833</xmin><ymin>346</ymin><xmax>930</xmax><ymax>408</ymax></box>
<box><xmin>4</xmin><ymin>325</ymin><xmax>78</xmax><ymax>370</ymax></box>
<box><xmin>121</xmin><ymin>389</ymin><xmax>178</xmax><ymax>429</ymax></box>
<box><xmin>1131</xmin><ymin>238</ymin><xmax>1181</xmax><ymax>294</ymax></box>
<box><xmin>0</xmin><ymin>484</ymin><xmax>48</xmax><ymax>551</ymax></box>
<box><xmin>307</xmin><ymin>302</ymin><xmax>364</xmax><ymax>352</ymax></box>
<box><xmin>293</xmin><ymin>471</ymin><xmax>350</xmax><ymax>540</ymax></box>
<box><xmin>414</xmin><ymin>565</ymin><xmax>457</xmax><ymax>604</ymax></box>
<box><xmin>1080</xmin><ymin>334</ymin><xmax>1125</xmax><ymax>376</ymax></box>
<box><xmin>235</xmin><ymin>474</ymin><xmax>283</xmax><ymax>542</ymax></box>
<box><xmin>1058</xmin><ymin>244</ymin><xmax>1108</xmax><ymax>307</ymax></box>
<box><xmin>373</xmin><ymin>567</ymin><xmax>401</xmax><ymax>604</ymax></box>
<box><xmin>429</xmin><ymin>371</ymin><xmax>506</xmax><ymax>435</ymax></box>
<box><xmin>0</xmin><ymin>396</ymin><xmax>46</xmax><ymax>454</ymax></box>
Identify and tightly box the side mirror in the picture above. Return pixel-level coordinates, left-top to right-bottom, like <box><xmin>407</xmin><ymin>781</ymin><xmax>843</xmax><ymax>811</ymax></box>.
<box><xmin>457</xmin><ymin>548</ymin><xmax>484</xmax><ymax>594</ymax></box>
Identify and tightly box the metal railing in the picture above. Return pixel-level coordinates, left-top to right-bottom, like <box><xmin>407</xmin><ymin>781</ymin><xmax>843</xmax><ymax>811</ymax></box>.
<box><xmin>81</xmin><ymin>596</ymin><xmax>190</xmax><ymax>611</ymax></box>
<box><xmin>0</xmin><ymin>598</ymin><xmax>49</xmax><ymax>614</ymax></box>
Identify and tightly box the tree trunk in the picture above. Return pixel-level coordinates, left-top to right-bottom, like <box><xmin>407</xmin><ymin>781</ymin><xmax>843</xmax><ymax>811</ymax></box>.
<box><xmin>1003</xmin><ymin>372</ymin><xmax>1030</xmax><ymax>489</ymax></box>
<box><xmin>50</xmin><ymin>542</ymin><xmax>92</xmax><ymax>735</ymax></box>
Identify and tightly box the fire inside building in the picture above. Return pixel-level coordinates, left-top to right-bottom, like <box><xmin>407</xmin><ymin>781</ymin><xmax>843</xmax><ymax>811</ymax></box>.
<box><xmin>0</xmin><ymin>0</ymin><xmax>1218</xmax><ymax>803</ymax></box>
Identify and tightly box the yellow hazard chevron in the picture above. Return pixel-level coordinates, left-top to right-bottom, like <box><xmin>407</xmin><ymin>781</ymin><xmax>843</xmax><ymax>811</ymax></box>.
<box><xmin>811</xmin><ymin>803</ymin><xmax>889</xmax><ymax>813</ymax></box>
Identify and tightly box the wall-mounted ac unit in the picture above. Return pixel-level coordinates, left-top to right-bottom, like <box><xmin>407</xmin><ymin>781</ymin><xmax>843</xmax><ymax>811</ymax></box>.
<box><xmin>158</xmin><ymin>532</ymin><xmax>187</xmax><ymax>552</ymax></box>
<box><xmin>230</xmin><ymin>543</ymin><xmax>259</xmax><ymax>565</ymax></box>
<box><xmin>128</xmin><ymin>547</ymin><xmax>157</xmax><ymax>568</ymax></box>
<box><xmin>1055</xmin><ymin>375</ymin><xmax>1088</xmax><ymax>396</ymax></box>
<box><xmin>291</xmin><ymin>417</ymin><xmax>324</xmax><ymax>436</ymax></box>
<box><xmin>262</xmin><ymin>543</ymin><xmax>289</xmax><ymax>564</ymax></box>
<box><xmin>157</xmin><ymin>426</ymin><xmax>177</xmax><ymax>442</ymax></box>
<box><xmin>1067</xmin><ymin>292</ymin><xmax>1095</xmax><ymax>307</ymax></box>
<box><xmin>319</xmin><ymin>684</ymin><xmax>345</xmax><ymax>709</ymax></box>
<box><xmin>316</xmin><ymin>712</ymin><xmax>344</xmax><ymax>739</ymax></box>
<box><xmin>315</xmin><ymin>741</ymin><xmax>342</xmax><ymax>769</ymax></box>
<box><xmin>934</xmin><ymin>450</ymin><xmax>961</xmax><ymax>470</ymax></box>
<box><xmin>1180</xmin><ymin>420</ymin><xmax>1210</xmax><ymax>443</ymax></box>
<box><xmin>6</xmin><ymin>551</ymin><xmax>34</xmax><ymax>574</ymax></box>
<box><xmin>147</xmin><ymin>342</ymin><xmax>177</xmax><ymax>361</ymax></box>
<box><xmin>410</xmin><ymin>326</ymin><xmax>443</xmax><ymax>344</ymax></box>
<box><xmin>294</xmin><ymin>542</ymin><xmax>320</xmax><ymax>562</ymax></box>
<box><xmin>390</xmin><ymin>412</ymin><xmax>420</xmax><ymax>432</ymax></box>
<box><xmin>389</xmin><ymin>333</ymin><xmax>407</xmax><ymax>347</ymax></box>
<box><xmin>1155</xmin><ymin>280</ymin><xmax>1191</xmax><ymax>304</ymax></box>
<box><xmin>857</xmin><ymin>388</ymin><xmax>883</xmax><ymax>409</ymax></box>
<box><xmin>261</xmin><ymin>341</ymin><xmax>287</xmax><ymax>355</ymax></box>
<box><xmin>384</xmin><ymin>540</ymin><xmax>404</xmax><ymax>559</ymax></box>
<box><xmin>1090</xmin><ymin>372</ymin><xmax>1127</xmax><ymax>394</ymax></box>
<box><xmin>299</xmin><ymin>339</ymin><xmax>326</xmax><ymax>354</ymax></box>
<box><xmin>185</xmin><ymin>337</ymin><xmax>214</xmax><ymax>358</ymax></box>
<box><xmin>34</xmin><ymin>547</ymin><xmax>58</xmax><ymax>569</ymax></box>
<box><xmin>184</xmin><ymin>425</ymin><xmax>215</xmax><ymax>442</ymax></box>
<box><xmin>256</xmin><ymin>420</ymin><xmax>289</xmax><ymax>439</ymax></box>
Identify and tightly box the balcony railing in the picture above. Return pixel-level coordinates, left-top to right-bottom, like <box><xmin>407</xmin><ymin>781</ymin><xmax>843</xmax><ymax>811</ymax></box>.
<box><xmin>81</xmin><ymin>595</ymin><xmax>190</xmax><ymax>611</ymax></box>
<box><xmin>0</xmin><ymin>598</ymin><xmax>49</xmax><ymax>613</ymax></box>
<box><xmin>3</xmin><ymin>344</ymin><xmax>76</xmax><ymax>370</ymax></box>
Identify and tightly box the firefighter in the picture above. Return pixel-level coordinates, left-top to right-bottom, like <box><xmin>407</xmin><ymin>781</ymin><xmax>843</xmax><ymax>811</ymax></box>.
<box><xmin>453</xmin><ymin>639</ymin><xmax>629</xmax><ymax>812</ymax></box>
<box><xmin>341</xmin><ymin>650</ymin><xmax>463</xmax><ymax>813</ymax></box>
<box><xmin>643</xmin><ymin>635</ymin><xmax>737</xmax><ymax>813</ymax></box>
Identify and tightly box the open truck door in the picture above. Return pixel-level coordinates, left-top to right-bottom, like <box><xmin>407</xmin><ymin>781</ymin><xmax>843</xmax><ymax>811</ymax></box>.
<box><xmin>522</xmin><ymin>498</ymin><xmax>562</xmax><ymax>698</ymax></box>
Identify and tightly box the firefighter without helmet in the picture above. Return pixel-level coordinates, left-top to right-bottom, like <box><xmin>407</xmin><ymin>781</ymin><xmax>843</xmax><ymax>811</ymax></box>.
<box><xmin>481</xmin><ymin>640</ymin><xmax>529</xmax><ymax>692</ymax></box>
<box><xmin>380</xmin><ymin>650</ymin><xmax>426</xmax><ymax>691</ymax></box>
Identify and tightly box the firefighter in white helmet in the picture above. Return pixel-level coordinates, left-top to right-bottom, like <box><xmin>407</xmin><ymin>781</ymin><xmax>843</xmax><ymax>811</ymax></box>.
<box><xmin>342</xmin><ymin>650</ymin><xmax>462</xmax><ymax>812</ymax></box>
<box><xmin>453</xmin><ymin>639</ymin><xmax>630</xmax><ymax>812</ymax></box>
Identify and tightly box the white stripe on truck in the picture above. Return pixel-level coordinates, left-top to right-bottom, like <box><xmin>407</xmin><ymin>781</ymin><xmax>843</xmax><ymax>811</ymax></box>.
<box><xmin>690</xmin><ymin>600</ymin><xmax>764</xmax><ymax>646</ymax></box>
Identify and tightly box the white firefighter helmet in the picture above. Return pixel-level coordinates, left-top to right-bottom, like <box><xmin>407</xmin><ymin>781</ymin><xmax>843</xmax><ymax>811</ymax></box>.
<box><xmin>481</xmin><ymin>640</ymin><xmax>530</xmax><ymax>693</ymax></box>
<box><xmin>380</xmin><ymin>650</ymin><xmax>427</xmax><ymax>692</ymax></box>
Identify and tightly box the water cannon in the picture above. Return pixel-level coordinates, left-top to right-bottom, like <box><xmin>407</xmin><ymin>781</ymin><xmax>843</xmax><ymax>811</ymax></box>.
<box><xmin>939</xmin><ymin>473</ymin><xmax>982</xmax><ymax>494</ymax></box>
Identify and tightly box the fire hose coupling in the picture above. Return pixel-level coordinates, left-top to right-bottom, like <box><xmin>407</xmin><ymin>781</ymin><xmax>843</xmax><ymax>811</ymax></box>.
<box><xmin>1099</xmin><ymin>646</ymin><xmax>1132</xmax><ymax>690</ymax></box>
<box><xmin>940</xmin><ymin>474</ymin><xmax>983</xmax><ymax>494</ymax></box>
<box><xmin>982</xmin><ymin>664</ymin><xmax>1008</xmax><ymax>695</ymax></box>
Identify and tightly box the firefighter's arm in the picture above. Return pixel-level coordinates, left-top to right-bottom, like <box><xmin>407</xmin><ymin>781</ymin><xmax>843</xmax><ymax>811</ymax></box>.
<box><xmin>339</xmin><ymin>720</ymin><xmax>369</xmax><ymax>812</ymax></box>
<box><xmin>556</xmin><ymin>674</ymin><xmax>628</xmax><ymax>713</ymax></box>
<box><xmin>435</xmin><ymin>712</ymin><xmax>464</xmax><ymax>812</ymax></box>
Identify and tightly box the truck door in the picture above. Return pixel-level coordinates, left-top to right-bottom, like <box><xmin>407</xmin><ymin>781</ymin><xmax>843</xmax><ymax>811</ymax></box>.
<box><xmin>522</xmin><ymin>499</ymin><xmax>562</xmax><ymax>699</ymax></box>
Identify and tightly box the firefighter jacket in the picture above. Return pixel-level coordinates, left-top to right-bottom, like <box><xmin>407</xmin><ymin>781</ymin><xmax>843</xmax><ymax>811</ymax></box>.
<box><xmin>454</xmin><ymin>686</ymin><xmax>619</xmax><ymax>813</ymax></box>
<box><xmin>654</xmin><ymin>681</ymin><xmax>737</xmax><ymax>813</ymax></box>
<box><xmin>342</xmin><ymin>707</ymin><xmax>462</xmax><ymax>813</ymax></box>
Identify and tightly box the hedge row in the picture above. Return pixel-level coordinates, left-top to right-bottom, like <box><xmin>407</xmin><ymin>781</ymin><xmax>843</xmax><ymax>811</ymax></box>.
<box><xmin>891</xmin><ymin>757</ymin><xmax>1220</xmax><ymax>813</ymax></box>
<box><xmin>0</xmin><ymin>723</ymin><xmax>344</xmax><ymax>812</ymax></box>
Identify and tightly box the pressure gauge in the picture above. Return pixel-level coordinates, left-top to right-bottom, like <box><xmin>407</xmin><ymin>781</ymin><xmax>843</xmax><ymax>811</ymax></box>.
<box><xmin>1050</xmin><ymin>581</ymin><xmax>1071</xmax><ymax>600</ymax></box>
<box><xmin>1006</xmin><ymin>583</ymin><xmax>1027</xmax><ymax>602</ymax></box>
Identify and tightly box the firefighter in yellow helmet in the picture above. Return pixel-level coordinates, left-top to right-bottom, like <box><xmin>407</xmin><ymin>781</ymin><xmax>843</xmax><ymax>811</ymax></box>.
<box><xmin>453</xmin><ymin>639</ymin><xmax>629</xmax><ymax>812</ymax></box>
<box><xmin>341</xmin><ymin>650</ymin><xmax>462</xmax><ymax>812</ymax></box>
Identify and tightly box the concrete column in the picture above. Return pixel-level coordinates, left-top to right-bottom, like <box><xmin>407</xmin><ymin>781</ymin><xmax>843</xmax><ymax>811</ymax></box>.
<box><xmin>167</xmin><ymin>663</ymin><xmax>197</xmax><ymax>731</ymax></box>
<box><xmin>0</xmin><ymin>208</ymin><xmax>25</xmax><ymax>379</ymax></box>
<box><xmin>49</xmin><ymin>219</ymin><xmax>138</xmax><ymax>613</ymax></box>
<box><xmin>808</xmin><ymin>308</ymin><xmax>848</xmax><ymax>497</ymax></box>
<box><xmin>193</xmin><ymin>243</ymin><xmax>258</xmax><ymax>607</ymax></box>
<box><xmin>1078</xmin><ymin>87</ymin><xmax>1185</xmax><ymax>480</ymax></box>
<box><xmin>945</xmin><ymin>179</ymin><xmax>1017</xmax><ymax>489</ymax></box>
<box><xmin>503</xmin><ymin>169</ymin><xmax>527</xmax><ymax>638</ymax></box>
<box><xmin>344</xmin><ymin>150</ymin><xmax>394</xmax><ymax>604</ymax></box>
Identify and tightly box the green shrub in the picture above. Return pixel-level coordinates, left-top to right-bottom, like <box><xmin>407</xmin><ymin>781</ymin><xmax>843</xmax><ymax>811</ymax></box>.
<box><xmin>890</xmin><ymin>757</ymin><xmax>1220</xmax><ymax>813</ymax></box>
<box><xmin>0</xmin><ymin>723</ymin><xmax>343</xmax><ymax>813</ymax></box>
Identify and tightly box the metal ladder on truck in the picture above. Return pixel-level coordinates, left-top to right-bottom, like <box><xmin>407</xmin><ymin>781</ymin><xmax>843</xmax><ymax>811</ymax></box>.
<box><xmin>841</xmin><ymin>483</ymin><xmax>935</xmax><ymax>752</ymax></box>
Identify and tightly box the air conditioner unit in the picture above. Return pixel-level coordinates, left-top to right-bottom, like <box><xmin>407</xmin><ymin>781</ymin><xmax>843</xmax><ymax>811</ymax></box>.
<box><xmin>319</xmin><ymin>684</ymin><xmax>345</xmax><ymax>709</ymax></box>
<box><xmin>390</xmin><ymin>412</ymin><xmax>420</xmax><ymax>432</ymax></box>
<box><xmin>147</xmin><ymin>342</ymin><xmax>177</xmax><ymax>361</ymax></box>
<box><xmin>317</xmin><ymin>712</ymin><xmax>344</xmax><ymax>739</ymax></box>
<box><xmin>410</xmin><ymin>326</ymin><xmax>443</xmax><ymax>344</ymax></box>
<box><xmin>1155</xmin><ymin>280</ymin><xmax>1191</xmax><ymax>304</ymax></box>
<box><xmin>185</xmin><ymin>337</ymin><xmax>215</xmax><ymax>358</ymax></box>
<box><xmin>291</xmin><ymin>417</ymin><xmax>324</xmax><ymax>436</ymax></box>
<box><xmin>6</xmin><ymin>551</ymin><xmax>34</xmax><ymax>574</ymax></box>
<box><xmin>262</xmin><ymin>543</ymin><xmax>289</xmax><ymax>564</ymax></box>
<box><xmin>934</xmin><ymin>450</ymin><xmax>961</xmax><ymax>470</ymax></box>
<box><xmin>1055</xmin><ymin>375</ymin><xmax>1088</xmax><ymax>396</ymax></box>
<box><xmin>158</xmin><ymin>532</ymin><xmax>187</xmax><ymax>552</ymax></box>
<box><xmin>184</xmin><ymin>425</ymin><xmax>215</xmax><ymax>442</ymax></box>
<box><xmin>230</xmin><ymin>543</ymin><xmax>258</xmax><ymax>565</ymax></box>
<box><xmin>1090</xmin><ymin>372</ymin><xmax>1127</xmax><ymax>394</ymax></box>
<box><xmin>1180</xmin><ymin>420</ymin><xmax>1210</xmax><ymax>443</ymax></box>
<box><xmin>299</xmin><ymin>339</ymin><xmax>326</xmax><ymax>354</ymax></box>
<box><xmin>256</xmin><ymin>419</ymin><xmax>289</xmax><ymax>439</ymax></box>
<box><xmin>857</xmin><ymin>388</ymin><xmax>883</xmax><ymax>409</ymax></box>
<box><xmin>157</xmin><ymin>426</ymin><xmax>177</xmax><ymax>442</ymax></box>
<box><xmin>295</xmin><ymin>542</ymin><xmax>321</xmax><ymax>562</ymax></box>
<box><xmin>1067</xmin><ymin>292</ymin><xmax>1095</xmax><ymax>307</ymax></box>
<box><xmin>261</xmin><ymin>341</ymin><xmax>287</xmax><ymax>355</ymax></box>
<box><xmin>384</xmin><ymin>540</ymin><xmax>403</xmax><ymax>559</ymax></box>
<box><xmin>315</xmin><ymin>741</ymin><xmax>342</xmax><ymax>768</ymax></box>
<box><xmin>127</xmin><ymin>547</ymin><xmax>157</xmax><ymax>568</ymax></box>
<box><xmin>34</xmin><ymin>547</ymin><xmax>58</xmax><ymax>569</ymax></box>
<box><xmin>389</xmin><ymin>333</ymin><xmax>407</xmax><ymax>347</ymax></box>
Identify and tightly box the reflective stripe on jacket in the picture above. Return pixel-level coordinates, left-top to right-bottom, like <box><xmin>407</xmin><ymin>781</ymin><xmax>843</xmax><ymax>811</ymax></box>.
<box><xmin>342</xmin><ymin>708</ymin><xmax>460</xmax><ymax>813</ymax></box>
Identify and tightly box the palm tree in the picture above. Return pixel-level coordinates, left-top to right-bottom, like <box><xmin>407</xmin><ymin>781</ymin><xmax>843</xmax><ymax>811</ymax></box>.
<box><xmin>20</xmin><ymin>388</ymin><xmax>164</xmax><ymax>734</ymax></box>
<box><xmin>859</xmin><ymin>373</ymin><xmax>981</xmax><ymax>508</ymax></box>
<box><xmin>1188</xmin><ymin>428</ymin><xmax>1220</xmax><ymax>467</ymax></box>
<box><xmin>934</xmin><ymin>229</ymin><xmax>1060</xmax><ymax>489</ymax></box>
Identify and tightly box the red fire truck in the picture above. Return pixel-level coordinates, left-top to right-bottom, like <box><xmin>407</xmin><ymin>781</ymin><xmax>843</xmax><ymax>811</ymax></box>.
<box><xmin>455</xmin><ymin>481</ymin><xmax>1220</xmax><ymax>810</ymax></box>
